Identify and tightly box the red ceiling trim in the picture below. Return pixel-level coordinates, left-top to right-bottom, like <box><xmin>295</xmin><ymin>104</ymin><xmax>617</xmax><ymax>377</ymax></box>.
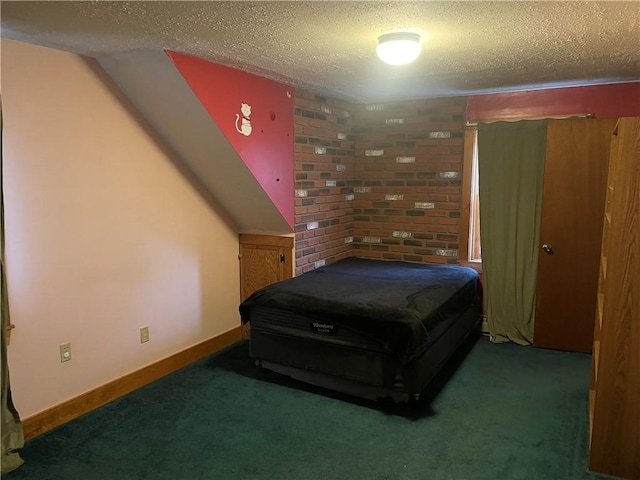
<box><xmin>466</xmin><ymin>82</ymin><xmax>640</xmax><ymax>123</ymax></box>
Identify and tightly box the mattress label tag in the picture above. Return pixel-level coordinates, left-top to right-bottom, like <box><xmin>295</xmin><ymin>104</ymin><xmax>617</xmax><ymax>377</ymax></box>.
<box><xmin>310</xmin><ymin>321</ymin><xmax>338</xmax><ymax>336</ymax></box>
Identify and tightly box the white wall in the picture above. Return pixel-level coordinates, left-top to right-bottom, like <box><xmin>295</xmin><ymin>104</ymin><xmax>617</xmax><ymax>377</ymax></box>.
<box><xmin>2</xmin><ymin>39</ymin><xmax>241</xmax><ymax>418</ymax></box>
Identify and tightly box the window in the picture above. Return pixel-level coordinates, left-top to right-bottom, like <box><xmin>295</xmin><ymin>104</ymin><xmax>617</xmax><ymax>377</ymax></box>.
<box><xmin>460</xmin><ymin>127</ymin><xmax>481</xmax><ymax>262</ymax></box>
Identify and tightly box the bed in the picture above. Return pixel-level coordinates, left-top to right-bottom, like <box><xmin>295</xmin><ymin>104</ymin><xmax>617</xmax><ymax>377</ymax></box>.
<box><xmin>239</xmin><ymin>257</ymin><xmax>482</xmax><ymax>404</ymax></box>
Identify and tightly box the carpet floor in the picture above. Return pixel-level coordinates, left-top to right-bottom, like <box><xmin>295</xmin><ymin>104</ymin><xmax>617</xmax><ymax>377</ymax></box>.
<box><xmin>7</xmin><ymin>336</ymin><xmax>611</xmax><ymax>480</ymax></box>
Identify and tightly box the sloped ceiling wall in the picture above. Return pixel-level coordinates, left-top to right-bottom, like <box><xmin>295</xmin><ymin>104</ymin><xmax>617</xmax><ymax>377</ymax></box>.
<box><xmin>98</xmin><ymin>50</ymin><xmax>293</xmax><ymax>234</ymax></box>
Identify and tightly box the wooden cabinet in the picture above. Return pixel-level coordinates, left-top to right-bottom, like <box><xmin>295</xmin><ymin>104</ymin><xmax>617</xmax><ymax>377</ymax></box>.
<box><xmin>239</xmin><ymin>234</ymin><xmax>294</xmax><ymax>338</ymax></box>
<box><xmin>589</xmin><ymin>117</ymin><xmax>640</xmax><ymax>480</ymax></box>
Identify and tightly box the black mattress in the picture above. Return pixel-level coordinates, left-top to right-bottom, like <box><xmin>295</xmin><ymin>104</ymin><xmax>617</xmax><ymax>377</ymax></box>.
<box><xmin>239</xmin><ymin>257</ymin><xmax>480</xmax><ymax>365</ymax></box>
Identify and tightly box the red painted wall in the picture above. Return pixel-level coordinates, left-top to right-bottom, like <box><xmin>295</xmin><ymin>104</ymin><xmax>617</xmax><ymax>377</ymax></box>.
<box><xmin>167</xmin><ymin>51</ymin><xmax>295</xmax><ymax>230</ymax></box>
<box><xmin>467</xmin><ymin>82</ymin><xmax>640</xmax><ymax>122</ymax></box>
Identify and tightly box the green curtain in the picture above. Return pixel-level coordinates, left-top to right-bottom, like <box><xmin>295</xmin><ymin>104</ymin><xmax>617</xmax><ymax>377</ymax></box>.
<box><xmin>1</xmin><ymin>100</ymin><xmax>25</xmax><ymax>474</ymax></box>
<box><xmin>477</xmin><ymin>120</ymin><xmax>547</xmax><ymax>345</ymax></box>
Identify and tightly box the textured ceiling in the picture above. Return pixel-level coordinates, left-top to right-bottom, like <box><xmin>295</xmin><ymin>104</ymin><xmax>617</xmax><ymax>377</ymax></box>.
<box><xmin>2</xmin><ymin>1</ymin><xmax>639</xmax><ymax>102</ymax></box>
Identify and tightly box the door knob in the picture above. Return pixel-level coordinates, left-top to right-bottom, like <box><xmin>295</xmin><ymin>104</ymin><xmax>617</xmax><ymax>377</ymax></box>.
<box><xmin>542</xmin><ymin>243</ymin><xmax>554</xmax><ymax>255</ymax></box>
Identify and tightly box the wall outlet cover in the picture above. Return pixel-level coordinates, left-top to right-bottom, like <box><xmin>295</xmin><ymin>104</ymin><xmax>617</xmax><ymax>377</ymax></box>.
<box><xmin>60</xmin><ymin>342</ymin><xmax>72</xmax><ymax>363</ymax></box>
<box><xmin>140</xmin><ymin>326</ymin><xmax>150</xmax><ymax>344</ymax></box>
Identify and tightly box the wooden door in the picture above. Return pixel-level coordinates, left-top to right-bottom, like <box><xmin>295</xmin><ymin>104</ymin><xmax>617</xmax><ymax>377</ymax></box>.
<box><xmin>239</xmin><ymin>234</ymin><xmax>293</xmax><ymax>339</ymax></box>
<box><xmin>533</xmin><ymin>118</ymin><xmax>617</xmax><ymax>353</ymax></box>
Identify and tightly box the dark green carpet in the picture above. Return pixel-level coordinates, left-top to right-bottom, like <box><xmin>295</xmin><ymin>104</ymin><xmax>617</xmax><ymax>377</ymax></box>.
<box><xmin>8</xmin><ymin>336</ymin><xmax>610</xmax><ymax>480</ymax></box>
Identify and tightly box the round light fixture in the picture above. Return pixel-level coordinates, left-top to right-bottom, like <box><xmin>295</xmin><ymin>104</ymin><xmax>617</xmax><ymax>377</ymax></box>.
<box><xmin>376</xmin><ymin>32</ymin><xmax>421</xmax><ymax>66</ymax></box>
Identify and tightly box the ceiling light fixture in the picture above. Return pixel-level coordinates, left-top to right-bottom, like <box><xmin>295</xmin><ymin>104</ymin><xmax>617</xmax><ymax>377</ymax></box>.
<box><xmin>376</xmin><ymin>32</ymin><xmax>421</xmax><ymax>66</ymax></box>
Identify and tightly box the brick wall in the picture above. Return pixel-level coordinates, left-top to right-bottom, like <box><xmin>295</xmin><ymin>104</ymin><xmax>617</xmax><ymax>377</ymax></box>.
<box><xmin>351</xmin><ymin>98</ymin><xmax>466</xmax><ymax>264</ymax></box>
<box><xmin>294</xmin><ymin>91</ymin><xmax>356</xmax><ymax>275</ymax></box>
<box><xmin>294</xmin><ymin>93</ymin><xmax>466</xmax><ymax>272</ymax></box>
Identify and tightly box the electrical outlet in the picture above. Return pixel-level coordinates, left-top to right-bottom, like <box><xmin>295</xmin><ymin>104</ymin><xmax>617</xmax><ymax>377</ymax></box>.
<box><xmin>140</xmin><ymin>326</ymin><xmax>150</xmax><ymax>344</ymax></box>
<box><xmin>60</xmin><ymin>342</ymin><xmax>72</xmax><ymax>363</ymax></box>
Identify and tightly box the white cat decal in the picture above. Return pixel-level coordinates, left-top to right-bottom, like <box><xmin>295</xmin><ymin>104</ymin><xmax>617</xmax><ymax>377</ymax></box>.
<box><xmin>235</xmin><ymin>103</ymin><xmax>252</xmax><ymax>136</ymax></box>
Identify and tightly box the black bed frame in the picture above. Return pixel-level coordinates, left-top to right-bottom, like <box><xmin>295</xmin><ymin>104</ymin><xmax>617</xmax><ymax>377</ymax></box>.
<box><xmin>248</xmin><ymin>304</ymin><xmax>481</xmax><ymax>404</ymax></box>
